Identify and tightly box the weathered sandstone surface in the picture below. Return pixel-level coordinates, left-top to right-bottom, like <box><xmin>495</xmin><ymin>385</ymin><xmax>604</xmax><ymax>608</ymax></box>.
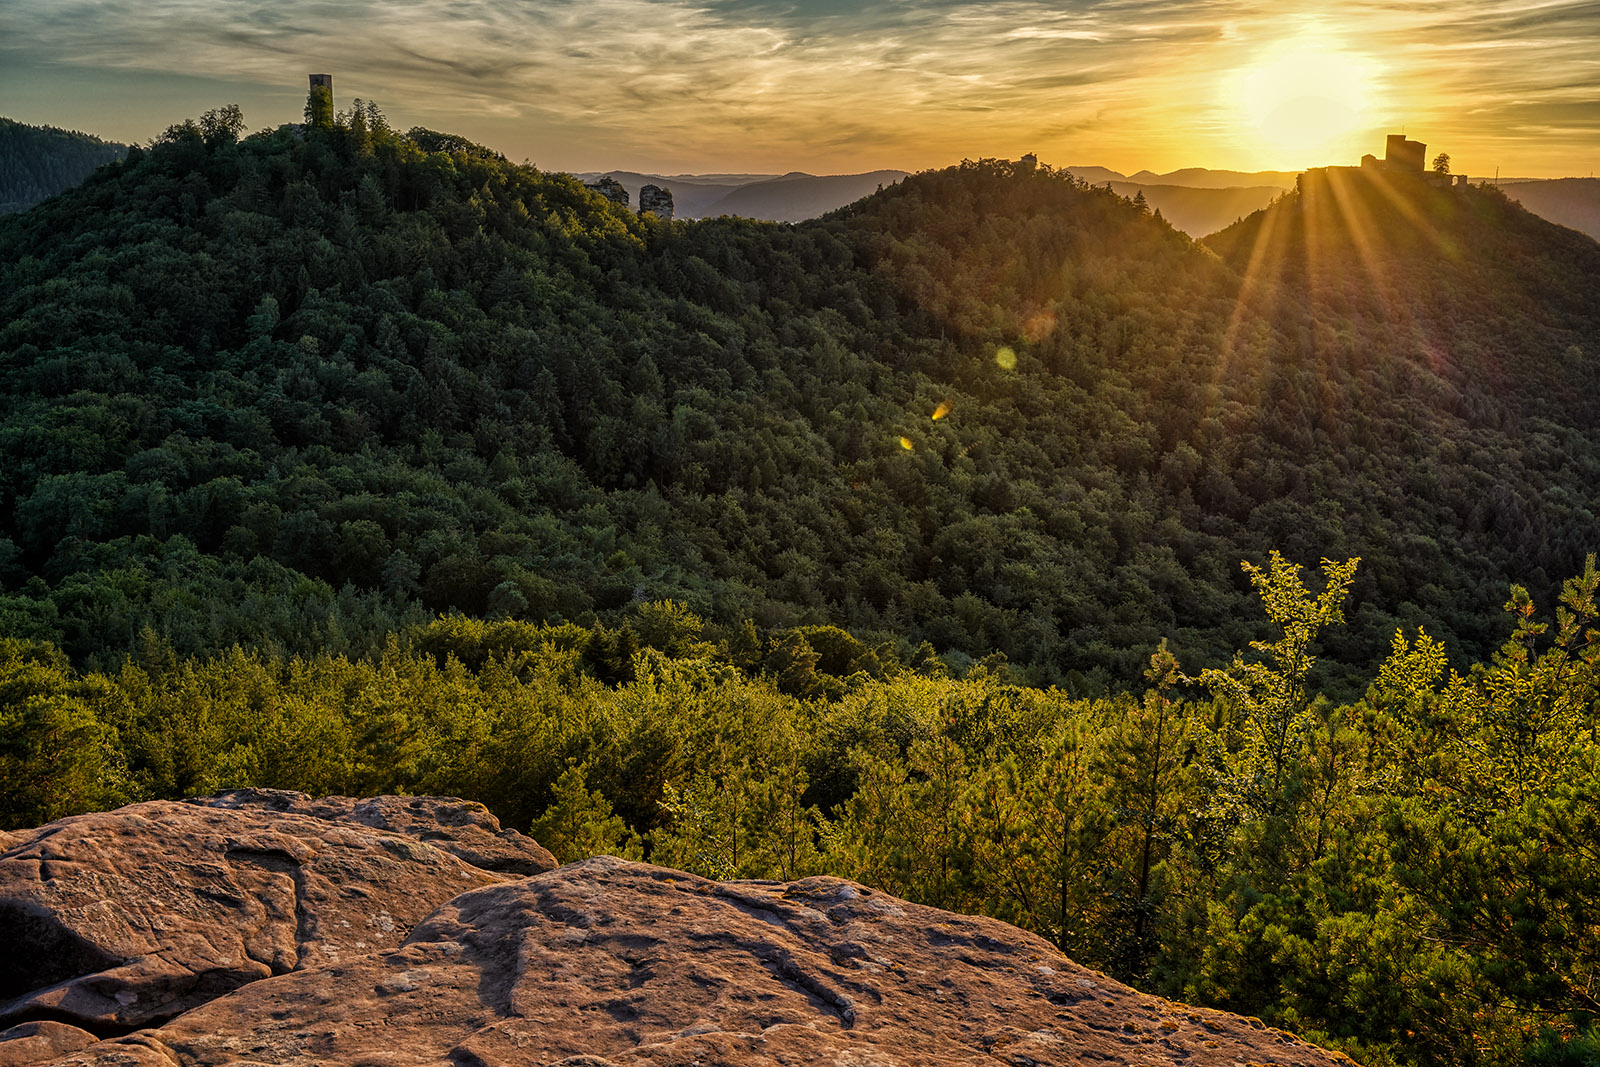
<box><xmin>191</xmin><ymin>790</ymin><xmax>556</xmax><ymax>876</ymax></box>
<box><xmin>0</xmin><ymin>794</ymin><xmax>551</xmax><ymax>1034</ymax></box>
<box><xmin>1</xmin><ymin>796</ymin><xmax>1351</xmax><ymax>1067</ymax></box>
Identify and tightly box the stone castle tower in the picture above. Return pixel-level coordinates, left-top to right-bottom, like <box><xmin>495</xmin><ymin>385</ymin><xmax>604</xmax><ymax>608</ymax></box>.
<box><xmin>308</xmin><ymin>74</ymin><xmax>333</xmax><ymax>107</ymax></box>
<box><xmin>1385</xmin><ymin>134</ymin><xmax>1425</xmax><ymax>172</ymax></box>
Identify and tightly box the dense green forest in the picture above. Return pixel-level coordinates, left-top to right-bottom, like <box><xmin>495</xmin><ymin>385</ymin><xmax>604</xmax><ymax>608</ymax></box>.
<box><xmin>2</xmin><ymin>104</ymin><xmax>1598</xmax><ymax>691</ymax></box>
<box><xmin>5</xmin><ymin>102</ymin><xmax>1600</xmax><ymax>1065</ymax></box>
<box><xmin>0</xmin><ymin>116</ymin><xmax>127</xmax><ymax>214</ymax></box>
<box><xmin>6</xmin><ymin>557</ymin><xmax>1600</xmax><ymax>1067</ymax></box>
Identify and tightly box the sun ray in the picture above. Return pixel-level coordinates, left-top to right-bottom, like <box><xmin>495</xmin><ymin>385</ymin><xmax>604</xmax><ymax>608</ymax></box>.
<box><xmin>1320</xmin><ymin>167</ymin><xmax>1401</xmax><ymax>322</ymax></box>
<box><xmin>1356</xmin><ymin>166</ymin><xmax>1460</xmax><ymax>262</ymax></box>
<box><xmin>1221</xmin><ymin>189</ymin><xmax>1288</xmax><ymax>368</ymax></box>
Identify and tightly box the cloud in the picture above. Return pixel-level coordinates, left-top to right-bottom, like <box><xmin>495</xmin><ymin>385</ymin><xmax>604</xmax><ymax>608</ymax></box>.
<box><xmin>1</xmin><ymin>0</ymin><xmax>1595</xmax><ymax>172</ymax></box>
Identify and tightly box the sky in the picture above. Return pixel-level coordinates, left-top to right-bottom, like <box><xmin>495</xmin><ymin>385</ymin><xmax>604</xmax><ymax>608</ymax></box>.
<box><xmin>2</xmin><ymin>0</ymin><xmax>1597</xmax><ymax>179</ymax></box>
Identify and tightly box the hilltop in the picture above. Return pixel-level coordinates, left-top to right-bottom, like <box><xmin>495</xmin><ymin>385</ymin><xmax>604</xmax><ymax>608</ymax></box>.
<box><xmin>1</xmin><ymin>111</ymin><xmax>1599</xmax><ymax>692</ymax></box>
<box><xmin>1205</xmin><ymin>163</ymin><xmax>1600</xmax><ymax>426</ymax></box>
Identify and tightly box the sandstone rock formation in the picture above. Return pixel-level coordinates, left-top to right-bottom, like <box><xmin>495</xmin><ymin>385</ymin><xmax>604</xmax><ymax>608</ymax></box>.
<box><xmin>584</xmin><ymin>176</ymin><xmax>629</xmax><ymax>207</ymax></box>
<box><xmin>0</xmin><ymin>1022</ymin><xmax>96</xmax><ymax>1066</ymax></box>
<box><xmin>0</xmin><ymin>793</ymin><xmax>550</xmax><ymax>1035</ymax></box>
<box><xmin>638</xmin><ymin>184</ymin><xmax>674</xmax><ymax>220</ymax></box>
<box><xmin>2</xmin><ymin>799</ymin><xmax>1353</xmax><ymax>1067</ymax></box>
<box><xmin>191</xmin><ymin>790</ymin><xmax>555</xmax><ymax>876</ymax></box>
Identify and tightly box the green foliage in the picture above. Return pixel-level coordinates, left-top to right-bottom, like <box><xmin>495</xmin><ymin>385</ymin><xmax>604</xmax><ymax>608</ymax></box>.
<box><xmin>529</xmin><ymin>760</ymin><xmax>642</xmax><ymax>863</ymax></box>
<box><xmin>0</xmin><ymin>637</ymin><xmax>123</xmax><ymax>826</ymax></box>
<box><xmin>1090</xmin><ymin>641</ymin><xmax>1200</xmax><ymax>978</ymax></box>
<box><xmin>4</xmin><ymin>114</ymin><xmax>1595</xmax><ymax>688</ymax></box>
<box><xmin>1441</xmin><ymin>559</ymin><xmax>1600</xmax><ymax>815</ymax></box>
<box><xmin>0</xmin><ymin>117</ymin><xmax>127</xmax><ymax>214</ymax></box>
<box><xmin>630</xmin><ymin>599</ymin><xmax>709</xmax><ymax>658</ymax></box>
<box><xmin>1362</xmin><ymin>559</ymin><xmax>1600</xmax><ymax>1053</ymax></box>
<box><xmin>1200</xmin><ymin>553</ymin><xmax>1359</xmax><ymax>823</ymax></box>
<box><xmin>0</xmin><ymin>553</ymin><xmax>1597</xmax><ymax>1065</ymax></box>
<box><xmin>1529</xmin><ymin>1029</ymin><xmax>1600</xmax><ymax>1067</ymax></box>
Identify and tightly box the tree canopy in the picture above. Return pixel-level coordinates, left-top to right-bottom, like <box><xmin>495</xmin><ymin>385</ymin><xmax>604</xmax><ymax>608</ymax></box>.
<box><xmin>5</xmin><ymin>103</ymin><xmax>1600</xmax><ymax>1066</ymax></box>
<box><xmin>0</xmin><ymin>116</ymin><xmax>127</xmax><ymax>214</ymax></box>
<box><xmin>2</xmin><ymin>107</ymin><xmax>1597</xmax><ymax>691</ymax></box>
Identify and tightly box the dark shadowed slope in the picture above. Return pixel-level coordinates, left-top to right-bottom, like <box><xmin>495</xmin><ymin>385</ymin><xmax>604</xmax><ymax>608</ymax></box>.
<box><xmin>704</xmin><ymin>169</ymin><xmax>910</xmax><ymax>221</ymax></box>
<box><xmin>0</xmin><ymin>117</ymin><xmax>127</xmax><ymax>214</ymax></box>
<box><xmin>1498</xmin><ymin>177</ymin><xmax>1600</xmax><ymax>241</ymax></box>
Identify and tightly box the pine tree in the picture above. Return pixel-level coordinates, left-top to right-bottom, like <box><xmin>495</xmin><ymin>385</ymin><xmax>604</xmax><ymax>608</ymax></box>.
<box><xmin>528</xmin><ymin>761</ymin><xmax>642</xmax><ymax>864</ymax></box>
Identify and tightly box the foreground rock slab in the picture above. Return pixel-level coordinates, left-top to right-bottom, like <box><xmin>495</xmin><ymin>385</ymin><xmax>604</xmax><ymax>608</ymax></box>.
<box><xmin>0</xmin><ymin>794</ymin><xmax>548</xmax><ymax>1035</ymax></box>
<box><xmin>47</xmin><ymin>856</ymin><xmax>1351</xmax><ymax>1067</ymax></box>
<box><xmin>192</xmin><ymin>790</ymin><xmax>557</xmax><ymax>876</ymax></box>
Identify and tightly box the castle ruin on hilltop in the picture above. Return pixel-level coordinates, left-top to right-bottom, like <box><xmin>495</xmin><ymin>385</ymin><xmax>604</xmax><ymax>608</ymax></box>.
<box><xmin>299</xmin><ymin>73</ymin><xmax>676</xmax><ymax>220</ymax></box>
<box><xmin>1310</xmin><ymin>133</ymin><xmax>1470</xmax><ymax>190</ymax></box>
<box><xmin>1363</xmin><ymin>134</ymin><xmax>1426</xmax><ymax>174</ymax></box>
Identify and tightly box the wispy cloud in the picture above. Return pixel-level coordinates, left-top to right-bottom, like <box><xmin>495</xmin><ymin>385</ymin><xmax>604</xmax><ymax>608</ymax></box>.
<box><xmin>0</xmin><ymin>0</ymin><xmax>1594</xmax><ymax>173</ymax></box>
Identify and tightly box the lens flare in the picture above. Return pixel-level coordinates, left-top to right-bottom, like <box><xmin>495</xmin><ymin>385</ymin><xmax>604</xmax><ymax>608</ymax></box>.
<box><xmin>995</xmin><ymin>347</ymin><xmax>1017</xmax><ymax>370</ymax></box>
<box><xmin>899</xmin><ymin>436</ymin><xmax>915</xmax><ymax>450</ymax></box>
<box><xmin>932</xmin><ymin>401</ymin><xmax>951</xmax><ymax>420</ymax></box>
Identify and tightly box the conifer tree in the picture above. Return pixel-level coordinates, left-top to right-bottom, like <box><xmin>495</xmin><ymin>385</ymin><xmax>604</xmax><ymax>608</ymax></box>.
<box><xmin>529</xmin><ymin>761</ymin><xmax>642</xmax><ymax>864</ymax></box>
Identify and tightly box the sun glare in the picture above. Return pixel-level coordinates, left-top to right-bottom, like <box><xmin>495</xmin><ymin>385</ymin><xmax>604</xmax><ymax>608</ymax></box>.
<box><xmin>1228</xmin><ymin>33</ymin><xmax>1379</xmax><ymax>162</ymax></box>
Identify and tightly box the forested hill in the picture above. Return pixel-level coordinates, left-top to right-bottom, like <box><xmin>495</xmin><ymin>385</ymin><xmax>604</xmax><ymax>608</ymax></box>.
<box><xmin>0</xmin><ymin>116</ymin><xmax>128</xmax><ymax>214</ymax></box>
<box><xmin>1204</xmin><ymin>165</ymin><xmax>1600</xmax><ymax>427</ymax></box>
<box><xmin>2</xmin><ymin>107</ymin><xmax>1598</xmax><ymax>691</ymax></box>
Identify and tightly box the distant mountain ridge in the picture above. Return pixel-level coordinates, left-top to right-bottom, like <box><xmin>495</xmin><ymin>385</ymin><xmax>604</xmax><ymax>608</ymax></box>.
<box><xmin>711</xmin><ymin>169</ymin><xmax>910</xmax><ymax>222</ymax></box>
<box><xmin>579</xmin><ymin>164</ymin><xmax>1300</xmax><ymax>235</ymax></box>
<box><xmin>1104</xmin><ymin>181</ymin><xmax>1285</xmax><ymax>237</ymax></box>
<box><xmin>574</xmin><ymin>168</ymin><xmax>909</xmax><ymax>221</ymax></box>
<box><xmin>1498</xmin><ymin>177</ymin><xmax>1600</xmax><ymax>241</ymax></box>
<box><xmin>577</xmin><ymin>164</ymin><xmax>1292</xmax><ymax>234</ymax></box>
<box><xmin>1070</xmin><ymin>165</ymin><xmax>1300</xmax><ymax>190</ymax></box>
<box><xmin>0</xmin><ymin>116</ymin><xmax>128</xmax><ymax>214</ymax></box>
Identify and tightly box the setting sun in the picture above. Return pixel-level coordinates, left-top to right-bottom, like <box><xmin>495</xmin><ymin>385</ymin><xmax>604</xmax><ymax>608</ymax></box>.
<box><xmin>1228</xmin><ymin>33</ymin><xmax>1380</xmax><ymax>161</ymax></box>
